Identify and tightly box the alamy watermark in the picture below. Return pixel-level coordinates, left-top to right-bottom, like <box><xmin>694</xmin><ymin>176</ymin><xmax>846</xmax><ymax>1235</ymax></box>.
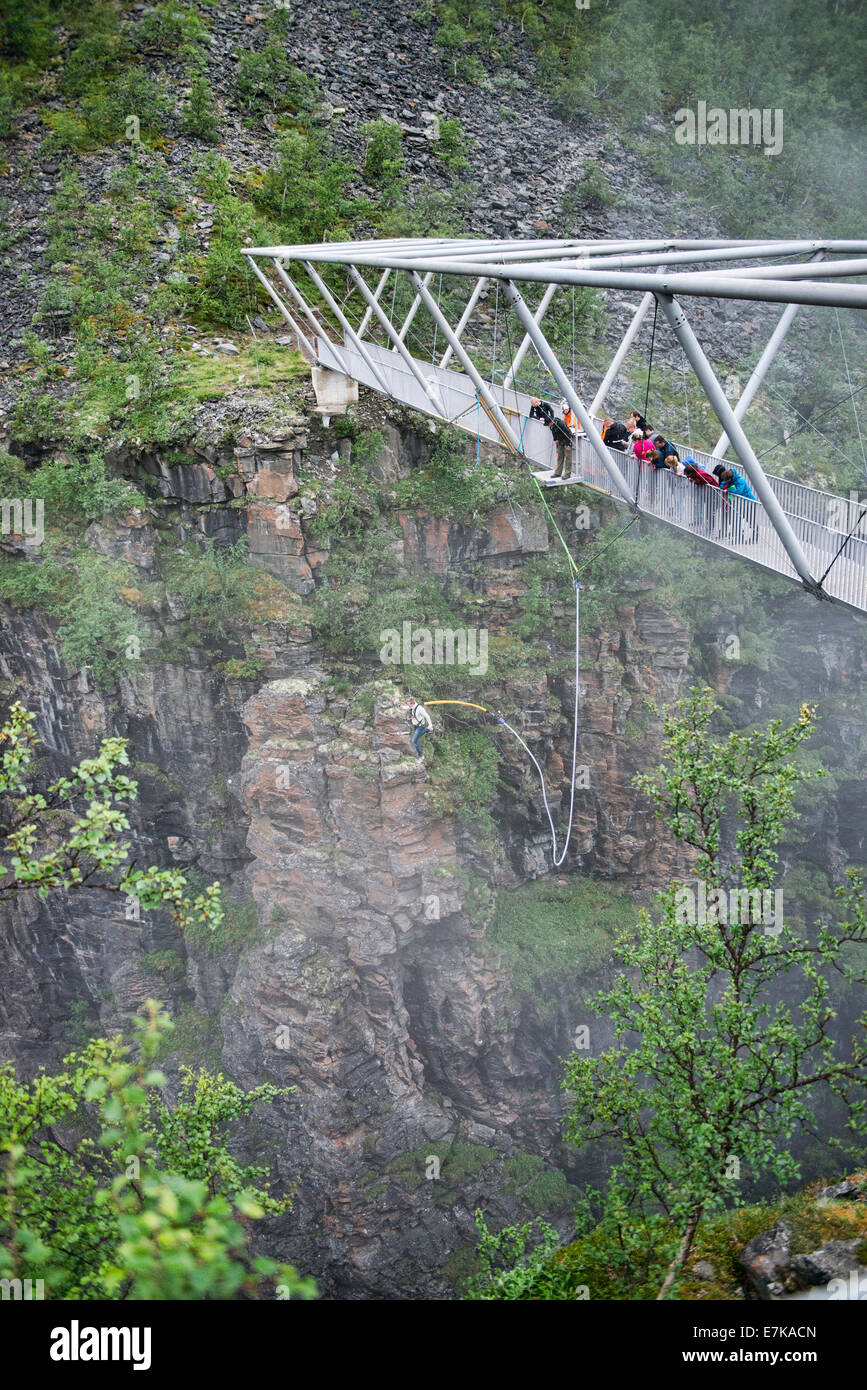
<box><xmin>1</xmin><ymin>498</ymin><xmax>44</xmax><ymax>546</ymax></box>
<box><xmin>674</xmin><ymin>102</ymin><xmax>783</xmax><ymax>156</ymax></box>
<box><xmin>675</xmin><ymin>882</ymin><xmax>784</xmax><ymax>935</ymax></box>
<box><xmin>380</xmin><ymin>622</ymin><xmax>488</xmax><ymax>677</ymax></box>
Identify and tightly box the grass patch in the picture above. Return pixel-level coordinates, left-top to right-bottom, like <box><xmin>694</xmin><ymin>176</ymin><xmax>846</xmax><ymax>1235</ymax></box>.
<box><xmin>487</xmin><ymin>877</ymin><xmax>639</xmax><ymax>1010</ymax></box>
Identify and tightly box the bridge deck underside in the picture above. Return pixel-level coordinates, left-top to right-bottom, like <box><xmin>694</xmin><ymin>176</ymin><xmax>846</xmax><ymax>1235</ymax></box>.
<box><xmin>324</xmin><ymin>337</ymin><xmax>867</xmax><ymax>614</ymax></box>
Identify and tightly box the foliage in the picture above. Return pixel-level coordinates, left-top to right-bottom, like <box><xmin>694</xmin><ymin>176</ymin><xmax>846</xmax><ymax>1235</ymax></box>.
<box><xmin>161</xmin><ymin>538</ymin><xmax>263</xmax><ymax>639</ymax></box>
<box><xmin>562</xmin><ymin>690</ymin><xmax>867</xmax><ymax>1297</ymax></box>
<box><xmin>0</xmin><ymin>546</ymin><xmax>150</xmax><ymax>691</ymax></box>
<box><xmin>234</xmin><ymin>41</ymin><xmax>318</xmax><ymax>120</ymax></box>
<box><xmin>465</xmin><ymin>1211</ymin><xmax>563</xmax><ymax>1300</ymax></box>
<box><xmin>488</xmin><ymin>877</ymin><xmax>639</xmax><ymax>1010</ymax></box>
<box><xmin>253</xmin><ymin>128</ymin><xmax>360</xmax><ymax>242</ymax></box>
<box><xmin>425</xmin><ymin>728</ymin><xmax>501</xmax><ymax>836</ymax></box>
<box><xmin>433</xmin><ymin>116</ymin><xmax>471</xmax><ymax>174</ymax></box>
<box><xmin>361</xmin><ymin>118</ymin><xmax>406</xmax><ymax>201</ymax></box>
<box><xmin>0</xmin><ymin>1002</ymin><xmax>316</xmax><ymax>1299</ymax></box>
<box><xmin>180</xmin><ymin>75</ymin><xmax>221</xmax><ymax>142</ymax></box>
<box><xmin>134</xmin><ymin>1</ymin><xmax>208</xmax><ymax>61</ymax></box>
<box><xmin>0</xmin><ymin>702</ymin><xmax>223</xmax><ymax>936</ymax></box>
<box><xmin>395</xmin><ymin>427</ymin><xmax>523</xmax><ymax>522</ymax></box>
<box><xmin>560</xmin><ymin>159</ymin><xmax>619</xmax><ymax>219</ymax></box>
<box><xmin>0</xmin><ymin>449</ymin><xmax>146</xmax><ymax>525</ymax></box>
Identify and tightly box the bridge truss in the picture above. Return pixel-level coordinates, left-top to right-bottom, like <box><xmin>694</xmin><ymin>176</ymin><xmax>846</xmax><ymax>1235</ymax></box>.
<box><xmin>242</xmin><ymin>238</ymin><xmax>867</xmax><ymax>613</ymax></box>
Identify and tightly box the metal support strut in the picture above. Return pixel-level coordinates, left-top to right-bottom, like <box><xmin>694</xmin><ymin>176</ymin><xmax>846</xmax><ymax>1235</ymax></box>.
<box><xmin>502</xmin><ymin>278</ymin><xmax>635</xmax><ymax>505</ymax></box>
<box><xmin>657</xmin><ymin>293</ymin><xmax>821</xmax><ymax>594</ymax></box>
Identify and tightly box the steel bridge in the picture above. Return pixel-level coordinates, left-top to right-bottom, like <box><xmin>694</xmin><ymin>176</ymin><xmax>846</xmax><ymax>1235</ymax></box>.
<box><xmin>242</xmin><ymin>238</ymin><xmax>867</xmax><ymax>613</ymax></box>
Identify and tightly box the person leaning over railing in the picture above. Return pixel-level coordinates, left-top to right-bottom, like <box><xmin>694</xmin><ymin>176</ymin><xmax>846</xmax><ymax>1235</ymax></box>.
<box><xmin>652</xmin><ymin>434</ymin><xmax>680</xmax><ymax>471</ymax></box>
<box><xmin>683</xmin><ymin>459</ymin><xmax>720</xmax><ymax>535</ymax></box>
<box><xmin>713</xmin><ymin>464</ymin><xmax>757</xmax><ymax>501</ymax></box>
<box><xmin>713</xmin><ymin>464</ymin><xmax>757</xmax><ymax>544</ymax></box>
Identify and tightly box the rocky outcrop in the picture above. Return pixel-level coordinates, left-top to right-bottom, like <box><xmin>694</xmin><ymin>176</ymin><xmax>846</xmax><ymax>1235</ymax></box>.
<box><xmin>2</xmin><ymin>417</ymin><xmax>867</xmax><ymax>1296</ymax></box>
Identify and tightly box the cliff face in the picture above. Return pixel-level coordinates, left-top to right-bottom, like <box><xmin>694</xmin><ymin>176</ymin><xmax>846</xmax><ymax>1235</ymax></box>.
<box><xmin>1</xmin><ymin>409</ymin><xmax>866</xmax><ymax>1297</ymax></box>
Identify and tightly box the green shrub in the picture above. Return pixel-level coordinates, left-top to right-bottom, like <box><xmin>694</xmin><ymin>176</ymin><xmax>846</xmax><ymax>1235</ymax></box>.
<box><xmin>395</xmin><ymin>427</ymin><xmax>515</xmax><ymax>521</ymax></box>
<box><xmin>0</xmin><ymin>449</ymin><xmax>146</xmax><ymax>524</ymax></box>
<box><xmin>253</xmin><ymin>128</ymin><xmax>358</xmax><ymax>242</ymax></box>
<box><xmin>80</xmin><ymin>69</ymin><xmax>171</xmax><ymax>144</ymax></box>
<box><xmin>0</xmin><ymin>70</ymin><xmax>23</xmax><ymax>139</ymax></box>
<box><xmin>487</xmin><ymin>877</ymin><xmax>638</xmax><ymax>1009</ymax></box>
<box><xmin>433</xmin><ymin>116</ymin><xmax>471</xmax><ymax>173</ymax></box>
<box><xmin>182</xmin><ymin>892</ymin><xmax>258</xmax><ymax>957</ymax></box>
<box><xmin>361</xmin><ymin>118</ymin><xmax>406</xmax><ymax>200</ymax></box>
<box><xmin>425</xmin><ymin>729</ymin><xmax>501</xmax><ymax>835</ymax></box>
<box><xmin>134</xmin><ymin>1</ymin><xmax>208</xmax><ymax>59</ymax></box>
<box><xmin>180</xmin><ymin>75</ymin><xmax>221</xmax><ymax>142</ymax></box>
<box><xmin>161</xmin><ymin>539</ymin><xmax>261</xmax><ymax>639</ymax></box>
<box><xmin>141</xmin><ymin>949</ymin><xmax>186</xmax><ymax>977</ymax></box>
<box><xmin>234</xmin><ymin>41</ymin><xmax>318</xmax><ymax>119</ymax></box>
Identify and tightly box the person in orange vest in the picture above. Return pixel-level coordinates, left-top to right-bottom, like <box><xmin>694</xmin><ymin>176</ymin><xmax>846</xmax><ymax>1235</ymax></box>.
<box><xmin>560</xmin><ymin>398</ymin><xmax>577</xmax><ymax>431</ymax></box>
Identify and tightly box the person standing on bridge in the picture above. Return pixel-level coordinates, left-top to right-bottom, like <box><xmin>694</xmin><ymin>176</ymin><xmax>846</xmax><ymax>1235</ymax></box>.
<box><xmin>530</xmin><ymin>397</ymin><xmax>575</xmax><ymax>480</ymax></box>
<box><xmin>631</xmin><ymin>431</ymin><xmax>658</xmax><ymax>468</ymax></box>
<box><xmin>626</xmin><ymin>409</ymin><xmax>650</xmax><ymax>435</ymax></box>
<box><xmin>406</xmin><ymin>696</ymin><xmax>433</xmax><ymax>763</ymax></box>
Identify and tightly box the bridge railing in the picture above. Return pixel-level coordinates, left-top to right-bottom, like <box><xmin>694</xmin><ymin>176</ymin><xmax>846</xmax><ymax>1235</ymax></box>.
<box><xmin>331</xmin><ymin>334</ymin><xmax>867</xmax><ymax>610</ymax></box>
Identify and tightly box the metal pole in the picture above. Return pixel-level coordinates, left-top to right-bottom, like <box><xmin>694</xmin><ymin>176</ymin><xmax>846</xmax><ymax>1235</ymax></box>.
<box><xmin>396</xmin><ymin>271</ymin><xmax>433</xmax><ymax>347</ymax></box>
<box><xmin>657</xmin><ymin>293</ymin><xmax>820</xmax><ymax>593</ymax></box>
<box><xmin>713</xmin><ymin>252</ymin><xmax>824</xmax><ymax>458</ymax></box>
<box><xmin>242</xmin><ymin>254</ymin><xmax>319</xmax><ymax>364</ymax></box>
<box><xmin>269</xmin><ymin>258</ymin><xmax>351</xmax><ymax>373</ymax></box>
<box><xmin>589</xmin><ymin>277</ymin><xmax>666</xmax><ymax>418</ymax></box>
<box><xmin>502</xmin><ymin>278</ymin><xmax>635</xmax><ymax>504</ymax></box>
<box><xmin>346</xmin><ymin>265</ymin><xmax>454</xmax><ymax>412</ymax></box>
<box><xmin>439</xmin><ymin>276</ymin><xmax>488</xmax><ymax>369</ymax></box>
<box><xmin>407</xmin><ymin>271</ymin><xmax>521</xmax><ymax>452</ymax></box>
<box><xmin>502</xmin><ymin>282</ymin><xmax>557</xmax><ymax>389</ymax></box>
<box><xmin>301</xmin><ymin>260</ymin><xmax>392</xmax><ymax>396</ymax></box>
<box><xmin>357</xmin><ymin>267</ymin><xmax>391</xmax><ymax>340</ymax></box>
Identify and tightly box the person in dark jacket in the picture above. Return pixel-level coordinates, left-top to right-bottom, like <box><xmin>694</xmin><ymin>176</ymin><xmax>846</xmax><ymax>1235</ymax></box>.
<box><xmin>626</xmin><ymin>409</ymin><xmax>650</xmax><ymax>435</ymax></box>
<box><xmin>530</xmin><ymin>397</ymin><xmax>575</xmax><ymax>479</ymax></box>
<box><xmin>529</xmin><ymin>397</ymin><xmax>555</xmax><ymax>425</ymax></box>
<box><xmin>601</xmin><ymin>419</ymin><xmax>631</xmax><ymax>452</ymax></box>
<box><xmin>652</xmin><ymin>435</ymin><xmax>680</xmax><ymax>471</ymax></box>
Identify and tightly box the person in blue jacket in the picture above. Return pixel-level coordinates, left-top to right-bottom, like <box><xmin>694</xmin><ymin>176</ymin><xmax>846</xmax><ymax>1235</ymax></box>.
<box><xmin>714</xmin><ymin>465</ymin><xmax>756</xmax><ymax>500</ymax></box>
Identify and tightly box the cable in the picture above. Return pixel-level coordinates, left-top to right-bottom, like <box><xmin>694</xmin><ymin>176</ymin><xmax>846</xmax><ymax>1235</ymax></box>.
<box><xmin>835</xmin><ymin>309</ymin><xmax>867</xmax><ymax>479</ymax></box>
<box><xmin>495</xmin><ymin>580</ymin><xmax>582</xmax><ymax>867</ymax></box>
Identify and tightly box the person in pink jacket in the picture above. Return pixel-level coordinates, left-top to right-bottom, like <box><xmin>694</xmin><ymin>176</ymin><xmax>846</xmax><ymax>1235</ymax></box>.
<box><xmin>631</xmin><ymin>432</ymin><xmax>658</xmax><ymax>467</ymax></box>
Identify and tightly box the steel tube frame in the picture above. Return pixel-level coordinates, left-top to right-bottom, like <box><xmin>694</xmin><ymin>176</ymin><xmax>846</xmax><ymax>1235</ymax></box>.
<box><xmin>407</xmin><ymin>271</ymin><xmax>521</xmax><ymax>452</ymax></box>
<box><xmin>502</xmin><ymin>282</ymin><xmax>558</xmax><ymax>389</ymax></box>
<box><xmin>242</xmin><ymin>254</ymin><xmax>319</xmax><ymax>364</ymax></box>
<box><xmin>268</xmin><ymin>257</ymin><xmax>352</xmax><ymax>373</ymax></box>
<box><xmin>713</xmin><ymin>252</ymin><xmax>824</xmax><ymax>457</ymax></box>
<box><xmin>395</xmin><ymin>271</ymin><xmax>433</xmax><ymax>347</ymax></box>
<box><xmin>346</xmin><ymin>265</ymin><xmax>451</xmax><ymax>411</ymax></box>
<box><xmin>270</xmin><ymin>256</ymin><xmax>867</xmax><ymax>311</ymax></box>
<box><xmin>589</xmin><ymin>269</ymin><xmax>668</xmax><ymax>418</ymax></box>
<box><xmin>300</xmin><ymin>259</ymin><xmax>392</xmax><ymax>396</ymax></box>
<box><xmin>657</xmin><ymin>293</ymin><xmax>820</xmax><ymax>593</ymax></box>
<box><xmin>503</xmin><ymin>278</ymin><xmax>635</xmax><ymax>504</ymax></box>
<box><xmin>357</xmin><ymin>267</ymin><xmax>391</xmax><ymax>340</ymax></box>
<box><xmin>439</xmin><ymin>276</ymin><xmax>488</xmax><ymax>369</ymax></box>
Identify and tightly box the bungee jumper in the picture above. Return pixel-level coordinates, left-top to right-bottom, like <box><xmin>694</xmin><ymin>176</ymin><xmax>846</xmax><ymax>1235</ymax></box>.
<box><xmin>406</xmin><ymin>696</ymin><xmax>434</xmax><ymax>763</ymax></box>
